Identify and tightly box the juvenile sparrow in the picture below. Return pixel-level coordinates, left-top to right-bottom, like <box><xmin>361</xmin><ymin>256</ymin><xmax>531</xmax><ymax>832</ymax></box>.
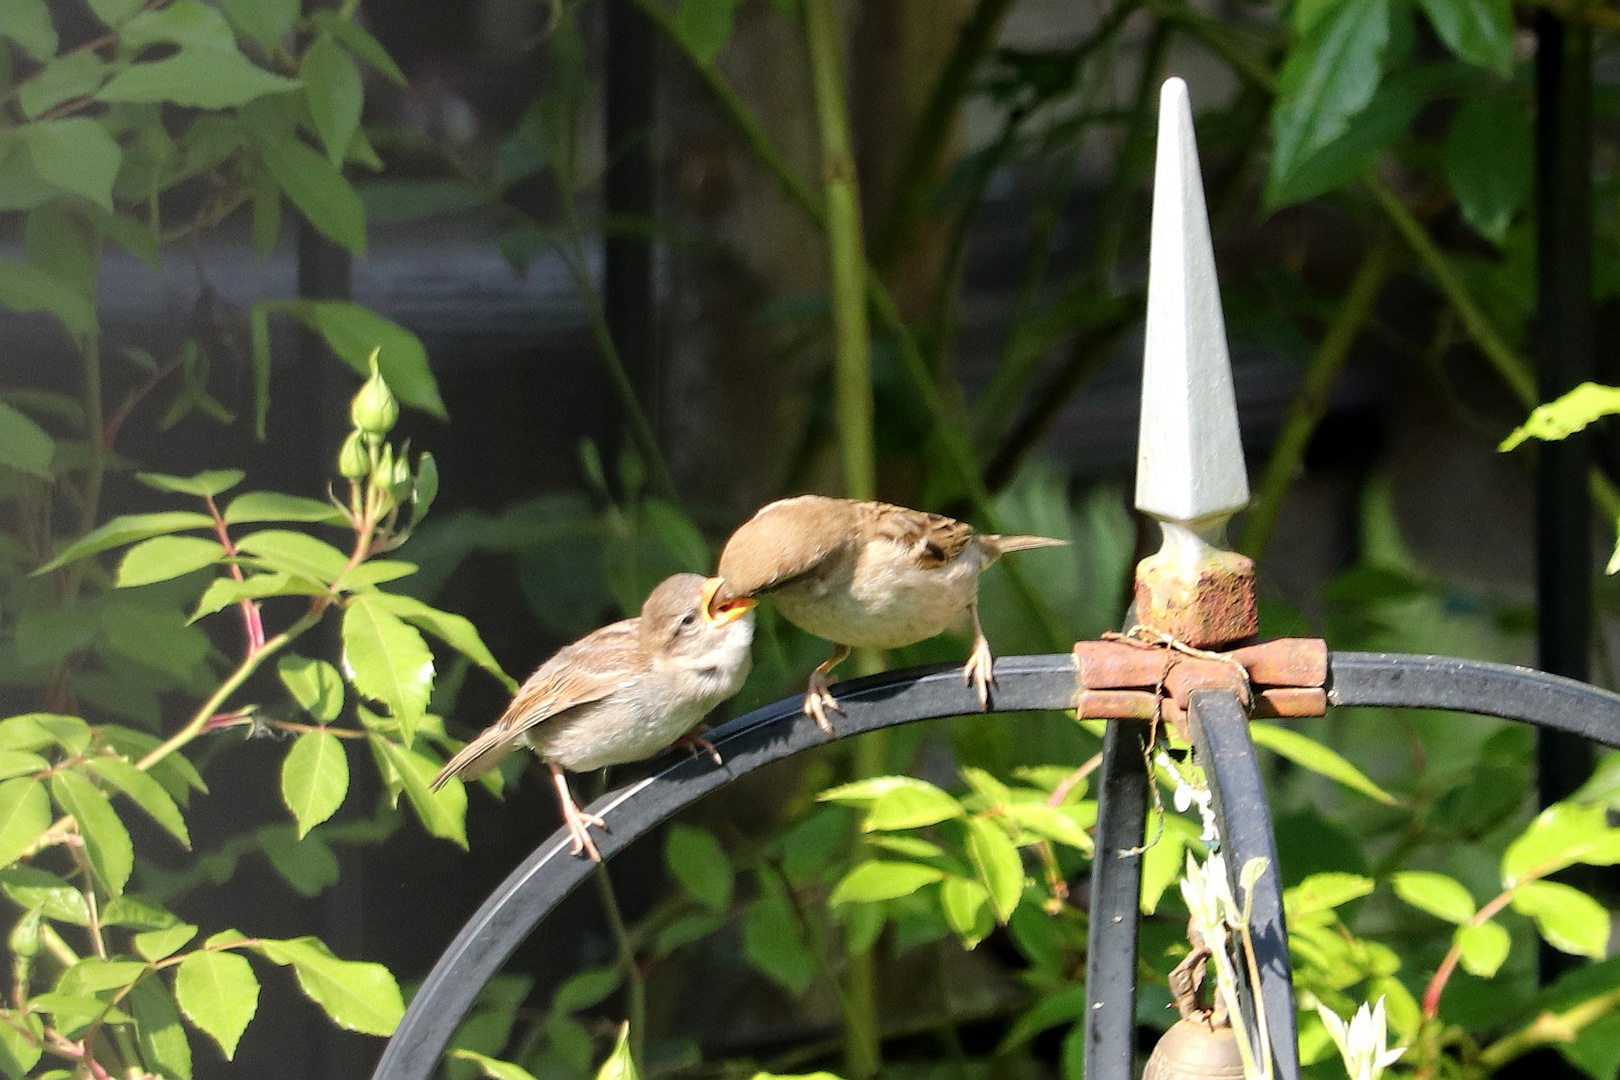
<box><xmin>709</xmin><ymin>495</ymin><xmax>1065</xmax><ymax>732</ymax></box>
<box><xmin>430</xmin><ymin>572</ymin><xmax>757</xmax><ymax>861</ymax></box>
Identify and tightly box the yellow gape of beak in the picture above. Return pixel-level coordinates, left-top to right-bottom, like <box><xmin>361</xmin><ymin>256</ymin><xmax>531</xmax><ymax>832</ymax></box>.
<box><xmin>700</xmin><ymin>577</ymin><xmax>756</xmax><ymax>626</ymax></box>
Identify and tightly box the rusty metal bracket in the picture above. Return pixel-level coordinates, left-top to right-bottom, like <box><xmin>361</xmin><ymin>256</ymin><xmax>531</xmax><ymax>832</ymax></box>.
<box><xmin>1073</xmin><ymin>637</ymin><xmax>1328</xmax><ymax>737</ymax></box>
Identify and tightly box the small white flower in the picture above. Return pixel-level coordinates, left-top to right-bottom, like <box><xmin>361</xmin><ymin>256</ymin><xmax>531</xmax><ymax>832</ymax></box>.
<box><xmin>1317</xmin><ymin>997</ymin><xmax>1405</xmax><ymax>1080</ymax></box>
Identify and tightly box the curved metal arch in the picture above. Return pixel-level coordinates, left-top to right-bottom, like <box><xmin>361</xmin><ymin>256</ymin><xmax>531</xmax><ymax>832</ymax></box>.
<box><xmin>372</xmin><ymin>651</ymin><xmax>1620</xmax><ymax>1080</ymax></box>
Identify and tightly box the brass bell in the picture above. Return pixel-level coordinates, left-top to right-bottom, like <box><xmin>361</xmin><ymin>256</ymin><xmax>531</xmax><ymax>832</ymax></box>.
<box><xmin>1142</xmin><ymin>1017</ymin><xmax>1248</xmax><ymax>1080</ymax></box>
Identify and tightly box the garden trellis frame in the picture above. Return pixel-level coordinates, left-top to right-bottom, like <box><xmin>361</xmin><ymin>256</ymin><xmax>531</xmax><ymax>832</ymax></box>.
<box><xmin>372</xmin><ymin>78</ymin><xmax>1620</xmax><ymax>1080</ymax></box>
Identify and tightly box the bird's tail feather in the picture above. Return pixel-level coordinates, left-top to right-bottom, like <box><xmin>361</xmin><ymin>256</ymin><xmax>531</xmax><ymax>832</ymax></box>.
<box><xmin>430</xmin><ymin>730</ymin><xmax>517</xmax><ymax>791</ymax></box>
<box><xmin>982</xmin><ymin>533</ymin><xmax>1068</xmax><ymax>563</ymax></box>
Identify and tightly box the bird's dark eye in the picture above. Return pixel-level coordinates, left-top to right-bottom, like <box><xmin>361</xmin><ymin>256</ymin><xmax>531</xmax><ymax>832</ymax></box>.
<box><xmin>679</xmin><ymin>612</ymin><xmax>697</xmax><ymax>630</ymax></box>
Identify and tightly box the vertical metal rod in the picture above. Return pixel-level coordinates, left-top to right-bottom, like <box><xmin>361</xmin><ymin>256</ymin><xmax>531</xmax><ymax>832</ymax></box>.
<box><xmin>604</xmin><ymin>0</ymin><xmax>659</xmax><ymax>429</ymax></box>
<box><xmin>1533</xmin><ymin>5</ymin><xmax>1593</xmax><ymax>810</ymax></box>
<box><xmin>1186</xmin><ymin>690</ymin><xmax>1300</xmax><ymax>1080</ymax></box>
<box><xmin>1083</xmin><ymin>720</ymin><xmax>1149</xmax><ymax>1080</ymax></box>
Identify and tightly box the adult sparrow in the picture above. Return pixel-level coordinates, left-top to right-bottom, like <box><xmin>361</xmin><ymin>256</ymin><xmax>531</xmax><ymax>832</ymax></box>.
<box><xmin>430</xmin><ymin>572</ymin><xmax>756</xmax><ymax>861</ymax></box>
<box><xmin>709</xmin><ymin>495</ymin><xmax>1065</xmax><ymax>732</ymax></box>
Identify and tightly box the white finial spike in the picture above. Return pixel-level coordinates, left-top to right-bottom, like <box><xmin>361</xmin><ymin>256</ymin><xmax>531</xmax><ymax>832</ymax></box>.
<box><xmin>1134</xmin><ymin>77</ymin><xmax>1249</xmax><ymax>537</ymax></box>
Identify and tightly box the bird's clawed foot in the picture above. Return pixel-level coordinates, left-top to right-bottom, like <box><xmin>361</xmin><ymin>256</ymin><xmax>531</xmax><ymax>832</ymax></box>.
<box><xmin>804</xmin><ymin>645</ymin><xmax>850</xmax><ymax>736</ymax></box>
<box><xmin>963</xmin><ymin>606</ymin><xmax>994</xmax><ymax>710</ymax></box>
<box><xmin>551</xmin><ymin>764</ymin><xmax>606</xmax><ymax>862</ymax></box>
<box><xmin>675</xmin><ymin>724</ymin><xmax>723</xmax><ymax>765</ymax></box>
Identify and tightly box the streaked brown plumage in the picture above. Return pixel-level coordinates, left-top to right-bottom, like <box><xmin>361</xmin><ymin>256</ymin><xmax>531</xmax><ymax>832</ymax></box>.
<box><xmin>431</xmin><ymin>573</ymin><xmax>755</xmax><ymax>860</ymax></box>
<box><xmin>711</xmin><ymin>495</ymin><xmax>1065</xmax><ymax>732</ymax></box>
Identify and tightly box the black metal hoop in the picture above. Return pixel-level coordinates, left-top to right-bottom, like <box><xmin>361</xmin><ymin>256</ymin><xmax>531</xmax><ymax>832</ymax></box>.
<box><xmin>372</xmin><ymin>651</ymin><xmax>1620</xmax><ymax>1080</ymax></box>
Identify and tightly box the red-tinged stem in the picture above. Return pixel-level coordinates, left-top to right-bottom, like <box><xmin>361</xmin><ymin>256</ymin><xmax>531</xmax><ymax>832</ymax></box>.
<box><xmin>204</xmin><ymin>495</ymin><xmax>264</xmax><ymax>654</ymax></box>
<box><xmin>1423</xmin><ymin>889</ymin><xmax>1517</xmax><ymax>1019</ymax></box>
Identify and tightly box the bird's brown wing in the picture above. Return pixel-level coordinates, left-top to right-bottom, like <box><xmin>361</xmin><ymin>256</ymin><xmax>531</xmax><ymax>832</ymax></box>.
<box><xmin>430</xmin><ymin>619</ymin><xmax>643</xmax><ymax>790</ymax></box>
<box><xmin>717</xmin><ymin>494</ymin><xmax>857</xmax><ymax>596</ymax></box>
<box><xmin>866</xmin><ymin>503</ymin><xmax>977</xmax><ymax>569</ymax></box>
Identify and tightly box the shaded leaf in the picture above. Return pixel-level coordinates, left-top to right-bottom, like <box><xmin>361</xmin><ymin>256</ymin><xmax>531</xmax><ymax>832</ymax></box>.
<box><xmin>374</xmin><ymin>738</ymin><xmax>466</xmax><ymax>847</ymax></box>
<box><xmin>219</xmin><ymin>0</ymin><xmax>298</xmax><ymax>45</ymax></box>
<box><xmin>0</xmin><ymin>0</ymin><xmax>57</xmax><ymax>60</ymax></box>
<box><xmin>133</xmin><ymin>470</ymin><xmax>244</xmax><ymax>497</ymax></box>
<box><xmin>551</xmin><ymin>966</ymin><xmax>621</xmax><ymax>1013</ymax></box>
<box><xmin>256</xmin><ymin>825</ymin><xmax>340</xmax><ymax>896</ymax></box>
<box><xmin>0</xmin><ymin>256</ymin><xmax>95</xmax><ymax>338</ymax></box>
<box><xmin>19</xmin><ymin>53</ymin><xmax>108</xmax><ymax>119</ymax></box>
<box><xmin>302</xmin><ymin>35</ymin><xmax>362</xmax><ymax>164</ymax></box>
<box><xmin>1418</xmin><ymin>0</ymin><xmax>1512</xmax><ymax>74</ymax></box>
<box><xmin>1444</xmin><ymin>94</ymin><xmax>1531</xmax><ymax>243</ymax></box>
<box><xmin>311</xmin><ymin>12</ymin><xmax>407</xmax><ymax>85</ymax></box>
<box><xmin>258</xmin><ymin>136</ymin><xmax>365</xmax><ymax>255</ymax></box>
<box><xmin>128</xmin><ymin>977</ymin><xmax>192</xmax><ymax>1080</ymax></box>
<box><xmin>269</xmin><ymin>300</ymin><xmax>445</xmax><ymax>419</ymax></box>
<box><xmin>664</xmin><ymin>824</ymin><xmax>731</xmax><ymax>913</ymax></box>
<box><xmin>744</xmin><ymin>868</ymin><xmax>815</xmax><ymax>993</ymax></box>
<box><xmin>0</xmin><ymin>400</ymin><xmax>54</xmax><ymax>479</ymax></box>
<box><xmin>20</xmin><ymin>118</ymin><xmax>120</xmax><ymax>211</ymax></box>
<box><xmin>97</xmin><ymin>44</ymin><xmax>298</xmax><ymax>107</ymax></box>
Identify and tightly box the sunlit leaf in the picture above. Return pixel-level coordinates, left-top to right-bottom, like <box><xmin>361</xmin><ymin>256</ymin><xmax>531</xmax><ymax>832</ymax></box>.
<box><xmin>256</xmin><ymin>936</ymin><xmax>403</xmax><ymax>1035</ymax></box>
<box><xmin>344</xmin><ymin>596</ymin><xmax>433</xmax><ymax>746</ymax></box>
<box><xmin>278</xmin><ymin>655</ymin><xmax>345</xmax><ymax>722</ymax></box>
<box><xmin>174</xmin><ymin>950</ymin><xmax>259</xmax><ymax>1059</ymax></box>
<box><xmin>1502</xmin><ymin>803</ymin><xmax>1620</xmax><ymax>886</ymax></box>
<box><xmin>360</xmin><ymin>591</ymin><xmax>514</xmax><ymax>691</ymax></box>
<box><xmin>50</xmin><ymin>770</ymin><xmax>133</xmax><ymax>896</ymax></box>
<box><xmin>939</xmin><ymin>875</ymin><xmax>993</xmax><ymax>948</ymax></box>
<box><xmin>223</xmin><ymin>491</ymin><xmax>346</xmax><ymax>525</ymax></box>
<box><xmin>1512</xmin><ymin>880</ymin><xmax>1610</xmax><ymax>958</ymax></box>
<box><xmin>1455</xmin><ymin>919</ymin><xmax>1511</xmax><ymax>977</ymax></box>
<box><xmin>87</xmin><ymin>755</ymin><xmax>190</xmax><ymax>848</ymax></box>
<box><xmin>829</xmin><ymin>860</ymin><xmax>944</xmax><ymax>905</ymax></box>
<box><xmin>1391</xmin><ymin>870</ymin><xmax>1475</xmax><ymax>924</ymax></box>
<box><xmin>964</xmin><ymin>817</ymin><xmax>1024</xmax><ymax>923</ymax></box>
<box><xmin>1284</xmin><ymin>872</ymin><xmax>1374</xmax><ymax>918</ymax></box>
<box><xmin>1501</xmin><ymin>383</ymin><xmax>1620</xmax><ymax>452</ymax></box>
<box><xmin>135</xmin><ymin>923</ymin><xmax>199</xmax><ymax>962</ymax></box>
<box><xmin>236</xmin><ymin>529</ymin><xmax>350</xmax><ymax>585</ymax></box>
<box><xmin>34</xmin><ymin>512</ymin><xmax>214</xmax><ymax>574</ymax></box>
<box><xmin>281</xmin><ymin>732</ymin><xmax>349</xmax><ymax>838</ymax></box>
<box><xmin>116</xmin><ymin>536</ymin><xmax>224</xmax><ymax>588</ymax></box>
<box><xmin>0</xmin><ymin>779</ymin><xmax>50</xmax><ymax>869</ymax></box>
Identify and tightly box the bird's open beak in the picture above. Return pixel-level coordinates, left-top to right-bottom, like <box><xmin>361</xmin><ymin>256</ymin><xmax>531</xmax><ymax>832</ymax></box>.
<box><xmin>701</xmin><ymin>576</ymin><xmax>756</xmax><ymax>626</ymax></box>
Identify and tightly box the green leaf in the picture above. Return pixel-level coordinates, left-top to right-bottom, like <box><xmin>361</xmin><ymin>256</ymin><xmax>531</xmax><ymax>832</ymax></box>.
<box><xmin>100</xmin><ymin>597</ymin><xmax>210</xmax><ymax>678</ymax></box>
<box><xmin>1391</xmin><ymin>870</ymin><xmax>1476</xmax><ymax>924</ymax></box>
<box><xmin>1417</xmin><ymin>0</ymin><xmax>1511</xmax><ymax>74</ymax></box>
<box><xmin>0</xmin><ymin>0</ymin><xmax>57</xmax><ymax>60</ymax></box>
<box><xmin>656</xmin><ymin>911</ymin><xmax>725</xmax><ymax>954</ymax></box>
<box><xmin>0</xmin><ymin>867</ymin><xmax>89</xmax><ymax>924</ymax></box>
<box><xmin>250</xmin><ymin>304</ymin><xmax>271</xmax><ymax>435</ymax></box>
<box><xmin>452</xmin><ymin>1050</ymin><xmax>540</xmax><ymax>1080</ymax></box>
<box><xmin>1512</xmin><ymin>880</ymin><xmax>1610</xmax><ymax>958</ymax></box>
<box><xmin>20</xmin><ymin>51</ymin><xmax>107</xmax><ymax>119</ymax></box>
<box><xmin>341</xmin><ymin>561</ymin><xmax>416</xmax><ymax>588</ymax></box>
<box><xmin>998</xmin><ymin>985</ymin><xmax>1088</xmax><ymax>1053</ymax></box>
<box><xmin>1455</xmin><ymin>919</ymin><xmax>1511</xmax><ymax>977</ymax></box>
<box><xmin>375</xmin><ymin>738</ymin><xmax>466</xmax><ymax>847</ymax></box>
<box><xmin>863</xmin><ymin>780</ymin><xmax>963</xmax><ymax>832</ymax></box>
<box><xmin>1284</xmin><ymin>872</ymin><xmax>1375</xmax><ymax>917</ymax></box>
<box><xmin>343</xmin><ymin>596</ymin><xmax>434</xmax><ymax>745</ymax></box>
<box><xmin>32</xmin><ymin>991</ymin><xmax>129</xmax><ymax>1036</ymax></box>
<box><xmin>1266</xmin><ymin>70</ymin><xmax>1423</xmax><ymax>208</ymax></box>
<box><xmin>34</xmin><ymin>512</ymin><xmax>214</xmax><ymax>574</ymax></box>
<box><xmin>12</xmin><ymin>605</ymin><xmax>97</xmax><ymax>669</ymax></box>
<box><xmin>0</xmin><ymin>255</ymin><xmax>94</xmax><ymax>338</ymax></box>
<box><xmin>0</xmin><ymin>752</ymin><xmax>47</xmax><ymax>782</ymax></box>
<box><xmin>0</xmin><ymin>713</ymin><xmax>90</xmax><ymax>754</ymax></box>
<box><xmin>0</xmin><ymin>399</ymin><xmax>54</xmax><ymax>479</ymax></box>
<box><xmin>309</xmin><ymin>12</ymin><xmax>406</xmax><ymax>85</ymax></box>
<box><xmin>218</xmin><ymin>0</ymin><xmax>298</xmax><ymax>45</ymax></box>
<box><xmin>256</xmin><ymin>825</ymin><xmax>340</xmax><ymax>896</ymax></box>
<box><xmin>0</xmin><ymin>779</ymin><xmax>50</xmax><ymax>868</ymax></box>
<box><xmin>1501</xmin><ymin>383</ymin><xmax>1620</xmax><ymax>452</ymax></box>
<box><xmin>1005</xmin><ymin>802</ymin><xmax>1094</xmax><ymax>852</ymax></box>
<box><xmin>86</xmin><ymin>756</ymin><xmax>190</xmax><ymax>848</ymax></box>
<box><xmin>743</xmin><ymin>869</ymin><xmax>815</xmax><ymax>993</ymax></box>
<box><xmin>1444</xmin><ymin>95</ymin><xmax>1531</xmax><ymax>244</ymax></box>
<box><xmin>939</xmin><ymin>875</ymin><xmax>993</xmax><ymax>948</ymax></box>
<box><xmin>128</xmin><ymin>978</ymin><xmax>193</xmax><ymax>1080</ymax></box>
<box><xmin>223</xmin><ymin>491</ymin><xmax>344</xmax><ymax>525</ymax></box>
<box><xmin>102</xmin><ymin>894</ymin><xmax>181</xmax><ymax>929</ymax></box>
<box><xmin>117</xmin><ymin>536</ymin><xmax>224</xmax><ymax>588</ymax></box>
<box><xmin>134</xmin><ymin>469</ymin><xmax>245</xmax><ymax>497</ymax></box>
<box><xmin>1502</xmin><ymin>803</ymin><xmax>1620</xmax><ymax>885</ymax></box>
<box><xmin>676</xmin><ymin>0</ymin><xmax>740</xmax><ymax>62</ymax></box>
<box><xmin>190</xmin><ymin>572</ymin><xmax>324</xmax><ymax>622</ymax></box>
<box><xmin>965</xmin><ymin>816</ymin><xmax>1024</xmax><ymax>923</ymax></box>
<box><xmin>50</xmin><ymin>770</ymin><xmax>133</xmax><ymax>896</ymax></box>
<box><xmin>256</xmin><ymin>936</ymin><xmax>403</xmax><ymax>1035</ymax></box>
<box><xmin>98</xmin><ymin>43</ymin><xmax>298</xmax><ymax>108</ymax></box>
<box><xmin>1140</xmin><ymin>812</ymin><xmax>1196</xmax><ymax>915</ymax></box>
<box><xmin>1249</xmin><ymin>722</ymin><xmax>1396</xmax><ymax>804</ymax></box>
<box><xmin>278</xmin><ymin>655</ymin><xmax>345</xmax><ymax>722</ymax></box>
<box><xmin>258</xmin><ymin>136</ymin><xmax>365</xmax><ymax>255</ymax></box>
<box><xmin>19</xmin><ymin>118</ymin><xmax>120</xmax><ymax>211</ymax></box>
<box><xmin>87</xmin><ymin>0</ymin><xmax>143</xmax><ymax>24</ymax></box>
<box><xmin>174</xmin><ymin>950</ymin><xmax>259</xmax><ymax>1059</ymax></box>
<box><xmin>302</xmin><ymin>35</ymin><xmax>362</xmax><ymax>165</ymax></box>
<box><xmin>829</xmin><ymin>860</ymin><xmax>945</xmax><ymax>905</ymax></box>
<box><xmin>551</xmin><ymin>966</ymin><xmax>621</xmax><ymax>1013</ymax></box>
<box><xmin>1267</xmin><ymin>0</ymin><xmax>1390</xmax><ymax>202</ymax></box>
<box><xmin>664</xmin><ymin>824</ymin><xmax>732</xmax><ymax>913</ymax></box>
<box><xmin>278</xmin><ymin>300</ymin><xmax>446</xmax><ymax>419</ymax></box>
<box><xmin>361</xmin><ymin>592</ymin><xmax>514</xmax><ymax>690</ymax></box>
<box><xmin>598</xmin><ymin>1022</ymin><xmax>637</xmax><ymax>1080</ymax></box>
<box><xmin>281</xmin><ymin>732</ymin><xmax>349</xmax><ymax>838</ymax></box>
<box><xmin>236</xmin><ymin>529</ymin><xmax>350</xmax><ymax>584</ymax></box>
<box><xmin>135</xmin><ymin>923</ymin><xmax>199</xmax><ymax>962</ymax></box>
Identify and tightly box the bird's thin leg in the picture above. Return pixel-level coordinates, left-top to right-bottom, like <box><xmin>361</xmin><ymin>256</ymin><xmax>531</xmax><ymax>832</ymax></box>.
<box><xmin>963</xmin><ymin>602</ymin><xmax>994</xmax><ymax>709</ymax></box>
<box><xmin>674</xmin><ymin>723</ymin><xmax>723</xmax><ymax>765</ymax></box>
<box><xmin>550</xmin><ymin>763</ymin><xmax>605</xmax><ymax>862</ymax></box>
<box><xmin>805</xmin><ymin>643</ymin><xmax>851</xmax><ymax>736</ymax></box>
